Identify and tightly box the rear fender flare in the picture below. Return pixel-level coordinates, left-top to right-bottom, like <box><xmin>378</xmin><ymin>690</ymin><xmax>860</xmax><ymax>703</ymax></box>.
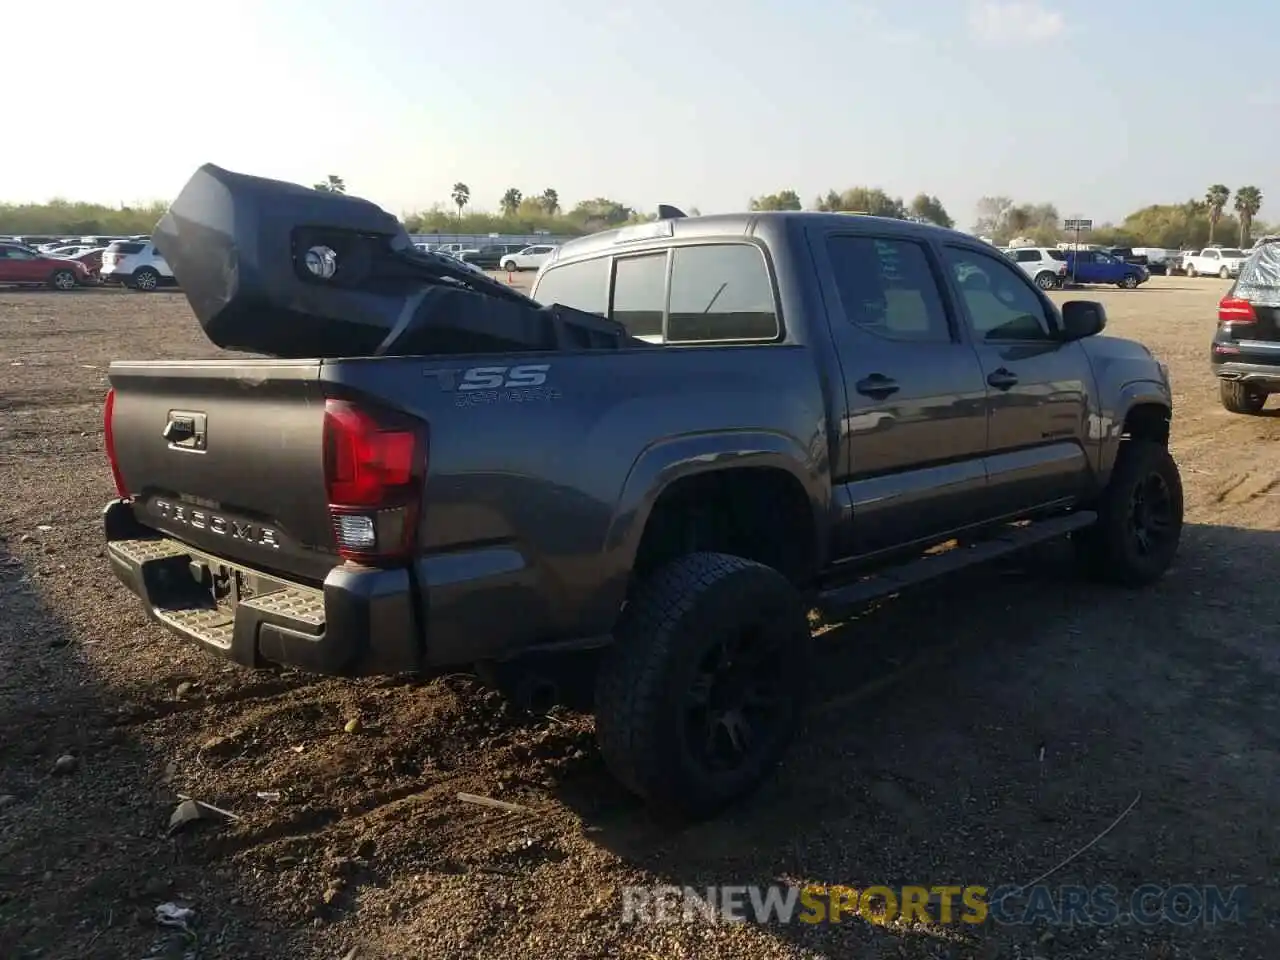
<box><xmin>603</xmin><ymin>429</ymin><xmax>828</xmax><ymax>573</ymax></box>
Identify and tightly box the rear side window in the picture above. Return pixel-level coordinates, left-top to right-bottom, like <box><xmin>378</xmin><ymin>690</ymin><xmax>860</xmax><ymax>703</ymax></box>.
<box><xmin>532</xmin><ymin>257</ymin><xmax>609</xmax><ymax>315</ymax></box>
<box><xmin>611</xmin><ymin>253</ymin><xmax>667</xmax><ymax>339</ymax></box>
<box><xmin>825</xmin><ymin>236</ymin><xmax>951</xmax><ymax>342</ymax></box>
<box><xmin>1014</xmin><ymin>249</ymin><xmax>1041</xmax><ymax>263</ymax></box>
<box><xmin>107</xmin><ymin>241</ymin><xmax>144</xmax><ymax>254</ymax></box>
<box><xmin>667</xmin><ymin>244</ymin><xmax>779</xmax><ymax>342</ymax></box>
<box><xmin>1046</xmin><ymin>249</ymin><xmax>1067</xmax><ymax>261</ymax></box>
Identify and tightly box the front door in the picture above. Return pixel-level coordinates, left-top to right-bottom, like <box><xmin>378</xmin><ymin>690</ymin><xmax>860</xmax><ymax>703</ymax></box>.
<box><xmin>813</xmin><ymin>230</ymin><xmax>990</xmax><ymax>556</ymax></box>
<box><xmin>938</xmin><ymin>244</ymin><xmax>1095</xmax><ymax>516</ymax></box>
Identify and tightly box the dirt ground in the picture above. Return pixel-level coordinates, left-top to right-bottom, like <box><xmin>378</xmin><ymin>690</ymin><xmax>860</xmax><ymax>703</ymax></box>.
<box><xmin>1</xmin><ymin>275</ymin><xmax>1278</xmax><ymax>960</ymax></box>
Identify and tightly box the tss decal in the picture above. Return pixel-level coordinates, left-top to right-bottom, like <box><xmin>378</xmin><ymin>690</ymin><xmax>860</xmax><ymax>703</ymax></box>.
<box><xmin>459</xmin><ymin>364</ymin><xmax>550</xmax><ymax>390</ymax></box>
<box><xmin>425</xmin><ymin>364</ymin><xmax>551</xmax><ymax>391</ymax></box>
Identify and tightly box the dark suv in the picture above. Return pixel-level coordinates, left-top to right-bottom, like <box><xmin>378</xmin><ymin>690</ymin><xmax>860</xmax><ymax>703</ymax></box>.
<box><xmin>1211</xmin><ymin>237</ymin><xmax>1280</xmax><ymax>413</ymax></box>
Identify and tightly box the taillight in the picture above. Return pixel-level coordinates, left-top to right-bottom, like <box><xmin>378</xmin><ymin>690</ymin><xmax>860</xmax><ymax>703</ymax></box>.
<box><xmin>1218</xmin><ymin>296</ymin><xmax>1257</xmax><ymax>324</ymax></box>
<box><xmin>103</xmin><ymin>388</ymin><xmax>129</xmax><ymax>498</ymax></box>
<box><xmin>322</xmin><ymin>398</ymin><xmax>428</xmax><ymax>564</ymax></box>
<box><xmin>1058</xmin><ymin>265</ymin><xmax>1067</xmax><ymax>275</ymax></box>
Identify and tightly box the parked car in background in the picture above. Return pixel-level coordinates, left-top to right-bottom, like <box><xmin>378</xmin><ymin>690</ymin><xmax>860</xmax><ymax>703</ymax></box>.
<box><xmin>1184</xmin><ymin>247</ymin><xmax>1248</xmax><ymax>279</ymax></box>
<box><xmin>1211</xmin><ymin>237</ymin><xmax>1280</xmax><ymax>414</ymax></box>
<box><xmin>0</xmin><ymin>242</ymin><xmax>92</xmax><ymax>290</ymax></box>
<box><xmin>499</xmin><ymin>244</ymin><xmax>559</xmax><ymax>272</ymax></box>
<box><xmin>458</xmin><ymin>243</ymin><xmax>514</xmax><ymax>269</ymax></box>
<box><xmin>1131</xmin><ymin>248</ymin><xmax>1179</xmax><ymax>275</ymax></box>
<box><xmin>47</xmin><ymin>244</ymin><xmax>99</xmax><ymax>259</ymax></box>
<box><xmin>1003</xmin><ymin>246</ymin><xmax>1069</xmax><ymax>289</ymax></box>
<box><xmin>58</xmin><ymin>246</ymin><xmax>107</xmax><ymax>278</ymax></box>
<box><xmin>1105</xmin><ymin>247</ymin><xmax>1150</xmax><ymax>270</ymax></box>
<box><xmin>99</xmin><ymin>240</ymin><xmax>175</xmax><ymax>291</ymax></box>
<box><xmin>1063</xmin><ymin>249</ymin><xmax>1149</xmax><ymax>289</ymax></box>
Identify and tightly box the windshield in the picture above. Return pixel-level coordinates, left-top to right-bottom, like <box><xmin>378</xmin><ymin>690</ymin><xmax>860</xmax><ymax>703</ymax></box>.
<box><xmin>1219</xmin><ymin>249</ymin><xmax>1245</xmax><ymax>258</ymax></box>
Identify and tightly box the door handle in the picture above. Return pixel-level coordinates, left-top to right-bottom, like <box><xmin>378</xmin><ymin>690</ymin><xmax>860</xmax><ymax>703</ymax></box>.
<box><xmin>855</xmin><ymin>374</ymin><xmax>899</xmax><ymax>399</ymax></box>
<box><xmin>987</xmin><ymin>368</ymin><xmax>1018</xmax><ymax>390</ymax></box>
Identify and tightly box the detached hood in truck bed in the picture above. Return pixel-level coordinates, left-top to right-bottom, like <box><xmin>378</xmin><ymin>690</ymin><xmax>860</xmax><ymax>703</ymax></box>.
<box><xmin>153</xmin><ymin>164</ymin><xmax>635</xmax><ymax>359</ymax></box>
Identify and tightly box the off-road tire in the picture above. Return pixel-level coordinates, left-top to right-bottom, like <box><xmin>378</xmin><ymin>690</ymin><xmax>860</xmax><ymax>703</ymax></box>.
<box><xmin>1219</xmin><ymin>380</ymin><xmax>1268</xmax><ymax>414</ymax></box>
<box><xmin>594</xmin><ymin>552</ymin><xmax>811</xmax><ymax>820</ymax></box>
<box><xmin>1074</xmin><ymin>440</ymin><xmax>1183</xmax><ymax>587</ymax></box>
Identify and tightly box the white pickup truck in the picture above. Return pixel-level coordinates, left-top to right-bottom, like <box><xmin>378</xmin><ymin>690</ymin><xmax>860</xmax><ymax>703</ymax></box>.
<box><xmin>1183</xmin><ymin>247</ymin><xmax>1249</xmax><ymax>279</ymax></box>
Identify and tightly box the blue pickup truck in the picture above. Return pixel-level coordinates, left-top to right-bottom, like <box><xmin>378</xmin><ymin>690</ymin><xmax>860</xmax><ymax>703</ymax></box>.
<box><xmin>1064</xmin><ymin>249</ymin><xmax>1150</xmax><ymax>289</ymax></box>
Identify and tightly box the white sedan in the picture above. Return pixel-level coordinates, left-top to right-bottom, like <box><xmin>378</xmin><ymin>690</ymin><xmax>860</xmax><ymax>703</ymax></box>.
<box><xmin>499</xmin><ymin>244</ymin><xmax>558</xmax><ymax>272</ymax></box>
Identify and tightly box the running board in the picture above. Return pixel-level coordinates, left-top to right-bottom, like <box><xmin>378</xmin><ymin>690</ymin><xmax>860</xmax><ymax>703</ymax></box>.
<box><xmin>816</xmin><ymin>511</ymin><xmax>1097</xmax><ymax>619</ymax></box>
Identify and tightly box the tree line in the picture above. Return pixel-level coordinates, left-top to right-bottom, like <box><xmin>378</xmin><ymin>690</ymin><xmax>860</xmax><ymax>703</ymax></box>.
<box><xmin>975</xmin><ymin>185</ymin><xmax>1267</xmax><ymax>250</ymax></box>
<box><xmin>0</xmin><ymin>176</ymin><xmax>1268</xmax><ymax>251</ymax></box>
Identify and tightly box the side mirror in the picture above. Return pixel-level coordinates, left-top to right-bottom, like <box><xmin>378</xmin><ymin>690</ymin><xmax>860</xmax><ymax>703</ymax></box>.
<box><xmin>1060</xmin><ymin>300</ymin><xmax>1106</xmax><ymax>340</ymax></box>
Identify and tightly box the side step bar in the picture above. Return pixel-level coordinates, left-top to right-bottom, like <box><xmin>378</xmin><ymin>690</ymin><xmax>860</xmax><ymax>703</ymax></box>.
<box><xmin>816</xmin><ymin>511</ymin><xmax>1096</xmax><ymax>619</ymax></box>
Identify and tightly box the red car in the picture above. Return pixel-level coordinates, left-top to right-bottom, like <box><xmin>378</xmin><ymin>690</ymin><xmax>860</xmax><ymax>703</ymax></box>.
<box><xmin>60</xmin><ymin>246</ymin><xmax>106</xmax><ymax>277</ymax></box>
<box><xmin>0</xmin><ymin>242</ymin><xmax>92</xmax><ymax>290</ymax></box>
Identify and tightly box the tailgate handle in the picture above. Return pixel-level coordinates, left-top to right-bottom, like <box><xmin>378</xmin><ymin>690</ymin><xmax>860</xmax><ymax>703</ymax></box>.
<box><xmin>163</xmin><ymin>418</ymin><xmax>195</xmax><ymax>443</ymax></box>
<box><xmin>163</xmin><ymin>411</ymin><xmax>207</xmax><ymax>450</ymax></box>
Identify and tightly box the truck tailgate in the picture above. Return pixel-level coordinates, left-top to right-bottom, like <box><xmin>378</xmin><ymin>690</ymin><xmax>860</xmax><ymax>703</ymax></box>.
<box><xmin>108</xmin><ymin>359</ymin><xmax>337</xmax><ymax>582</ymax></box>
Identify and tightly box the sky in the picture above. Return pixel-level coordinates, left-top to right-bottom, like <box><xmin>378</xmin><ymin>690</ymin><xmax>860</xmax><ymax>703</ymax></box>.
<box><xmin>5</xmin><ymin>0</ymin><xmax>1279</xmax><ymax>230</ymax></box>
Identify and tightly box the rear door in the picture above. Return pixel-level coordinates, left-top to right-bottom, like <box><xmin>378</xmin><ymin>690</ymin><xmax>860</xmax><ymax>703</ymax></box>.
<box><xmin>108</xmin><ymin>360</ymin><xmax>338</xmax><ymax>582</ymax></box>
<box><xmin>811</xmin><ymin>229</ymin><xmax>990</xmax><ymax>555</ymax></box>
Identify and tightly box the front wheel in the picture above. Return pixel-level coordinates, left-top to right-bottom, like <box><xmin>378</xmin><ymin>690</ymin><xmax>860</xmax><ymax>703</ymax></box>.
<box><xmin>1219</xmin><ymin>379</ymin><xmax>1268</xmax><ymax>414</ymax></box>
<box><xmin>49</xmin><ymin>269</ymin><xmax>77</xmax><ymax>291</ymax></box>
<box><xmin>500</xmin><ymin>260</ymin><xmax>517</xmax><ymax>272</ymax></box>
<box><xmin>1220</xmin><ymin>267</ymin><xmax>1231</xmax><ymax>280</ymax></box>
<box><xmin>1119</xmin><ymin>274</ymin><xmax>1139</xmax><ymax>289</ymax></box>
<box><xmin>1186</xmin><ymin>264</ymin><xmax>1198</xmax><ymax>278</ymax></box>
<box><xmin>1034</xmin><ymin>272</ymin><xmax>1059</xmax><ymax>290</ymax></box>
<box><xmin>594</xmin><ymin>552</ymin><xmax>811</xmax><ymax>820</ymax></box>
<box><xmin>130</xmin><ymin>268</ymin><xmax>160</xmax><ymax>292</ymax></box>
<box><xmin>1074</xmin><ymin>440</ymin><xmax>1183</xmax><ymax>587</ymax></box>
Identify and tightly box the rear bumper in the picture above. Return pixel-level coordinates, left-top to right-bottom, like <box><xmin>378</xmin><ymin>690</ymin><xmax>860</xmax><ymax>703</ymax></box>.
<box><xmin>1212</xmin><ymin>359</ymin><xmax>1280</xmax><ymax>390</ymax></box>
<box><xmin>104</xmin><ymin>499</ymin><xmax>552</xmax><ymax>675</ymax></box>
<box><xmin>104</xmin><ymin>499</ymin><xmax>420</xmax><ymax>675</ymax></box>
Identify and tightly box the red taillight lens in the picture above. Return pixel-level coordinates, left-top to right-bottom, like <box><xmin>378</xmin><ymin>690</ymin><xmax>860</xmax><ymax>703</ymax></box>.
<box><xmin>103</xmin><ymin>388</ymin><xmax>129</xmax><ymax>498</ymax></box>
<box><xmin>322</xmin><ymin>399</ymin><xmax>427</xmax><ymax>564</ymax></box>
<box><xmin>1218</xmin><ymin>296</ymin><xmax>1257</xmax><ymax>324</ymax></box>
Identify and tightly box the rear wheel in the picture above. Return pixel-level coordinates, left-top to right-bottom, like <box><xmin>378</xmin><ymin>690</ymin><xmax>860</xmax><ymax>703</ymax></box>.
<box><xmin>48</xmin><ymin>269</ymin><xmax>77</xmax><ymax>291</ymax></box>
<box><xmin>1034</xmin><ymin>271</ymin><xmax>1059</xmax><ymax>290</ymax></box>
<box><xmin>130</xmin><ymin>268</ymin><xmax>160</xmax><ymax>292</ymax></box>
<box><xmin>594</xmin><ymin>552</ymin><xmax>811</xmax><ymax>820</ymax></box>
<box><xmin>1074</xmin><ymin>440</ymin><xmax>1183</xmax><ymax>587</ymax></box>
<box><xmin>1219</xmin><ymin>379</ymin><xmax>1268</xmax><ymax>414</ymax></box>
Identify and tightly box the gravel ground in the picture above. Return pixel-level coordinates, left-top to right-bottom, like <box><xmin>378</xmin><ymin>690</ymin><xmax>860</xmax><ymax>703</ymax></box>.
<box><xmin>1</xmin><ymin>276</ymin><xmax>1278</xmax><ymax>959</ymax></box>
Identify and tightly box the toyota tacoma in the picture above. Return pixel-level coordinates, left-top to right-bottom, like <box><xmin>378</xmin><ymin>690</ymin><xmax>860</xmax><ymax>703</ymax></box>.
<box><xmin>102</xmin><ymin>165</ymin><xmax>1183</xmax><ymax>818</ymax></box>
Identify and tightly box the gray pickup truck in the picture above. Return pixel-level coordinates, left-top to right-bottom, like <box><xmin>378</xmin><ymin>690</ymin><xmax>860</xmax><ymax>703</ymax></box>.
<box><xmin>103</xmin><ymin>165</ymin><xmax>1183</xmax><ymax>818</ymax></box>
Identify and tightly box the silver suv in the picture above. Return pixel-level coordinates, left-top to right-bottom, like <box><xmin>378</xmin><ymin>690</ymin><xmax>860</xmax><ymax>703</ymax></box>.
<box><xmin>1004</xmin><ymin>246</ymin><xmax>1069</xmax><ymax>290</ymax></box>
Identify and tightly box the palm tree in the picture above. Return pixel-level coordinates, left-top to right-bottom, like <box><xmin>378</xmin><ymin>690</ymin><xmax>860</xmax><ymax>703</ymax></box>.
<box><xmin>1234</xmin><ymin>186</ymin><xmax>1263</xmax><ymax>247</ymax></box>
<box><xmin>451</xmin><ymin>182</ymin><xmax>470</xmax><ymax>221</ymax></box>
<box><xmin>540</xmin><ymin>188</ymin><xmax>560</xmax><ymax>216</ymax></box>
<box><xmin>500</xmin><ymin>188</ymin><xmax>522</xmax><ymax>218</ymax></box>
<box><xmin>313</xmin><ymin>174</ymin><xmax>346</xmax><ymax>194</ymax></box>
<box><xmin>1205</xmin><ymin>184</ymin><xmax>1230</xmax><ymax>243</ymax></box>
